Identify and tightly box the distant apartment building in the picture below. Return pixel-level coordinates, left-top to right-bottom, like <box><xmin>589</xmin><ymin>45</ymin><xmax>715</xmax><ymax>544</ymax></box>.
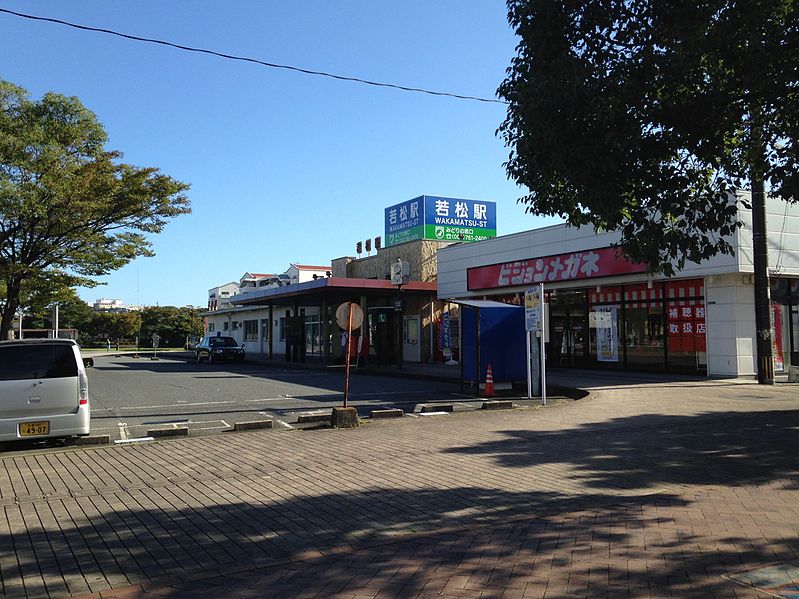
<box><xmin>207</xmin><ymin>282</ymin><xmax>239</xmax><ymax>311</ymax></box>
<box><xmin>92</xmin><ymin>298</ymin><xmax>138</xmax><ymax>312</ymax></box>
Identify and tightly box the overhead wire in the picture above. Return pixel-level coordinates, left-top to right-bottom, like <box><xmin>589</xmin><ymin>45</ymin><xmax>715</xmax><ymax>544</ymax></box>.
<box><xmin>0</xmin><ymin>7</ymin><xmax>508</xmax><ymax>105</ymax></box>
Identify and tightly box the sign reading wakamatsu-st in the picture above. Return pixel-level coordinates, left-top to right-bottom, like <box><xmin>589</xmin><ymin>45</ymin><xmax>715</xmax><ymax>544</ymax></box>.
<box><xmin>384</xmin><ymin>195</ymin><xmax>497</xmax><ymax>247</ymax></box>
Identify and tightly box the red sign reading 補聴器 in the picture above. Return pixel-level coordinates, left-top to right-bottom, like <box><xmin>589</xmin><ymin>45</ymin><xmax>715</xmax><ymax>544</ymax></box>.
<box><xmin>467</xmin><ymin>247</ymin><xmax>647</xmax><ymax>290</ymax></box>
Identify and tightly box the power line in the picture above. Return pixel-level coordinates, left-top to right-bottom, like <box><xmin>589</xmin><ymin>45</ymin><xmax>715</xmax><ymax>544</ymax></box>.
<box><xmin>0</xmin><ymin>7</ymin><xmax>508</xmax><ymax>105</ymax></box>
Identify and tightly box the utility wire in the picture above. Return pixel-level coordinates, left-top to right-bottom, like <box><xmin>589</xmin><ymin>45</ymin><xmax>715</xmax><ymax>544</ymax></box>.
<box><xmin>0</xmin><ymin>7</ymin><xmax>508</xmax><ymax>105</ymax></box>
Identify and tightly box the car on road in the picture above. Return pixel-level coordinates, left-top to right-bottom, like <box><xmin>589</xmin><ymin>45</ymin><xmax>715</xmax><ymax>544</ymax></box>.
<box><xmin>0</xmin><ymin>339</ymin><xmax>92</xmax><ymax>442</ymax></box>
<box><xmin>195</xmin><ymin>335</ymin><xmax>246</xmax><ymax>363</ymax></box>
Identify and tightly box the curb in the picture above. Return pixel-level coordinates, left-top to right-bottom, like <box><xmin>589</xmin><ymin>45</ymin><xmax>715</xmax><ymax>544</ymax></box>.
<box><xmin>147</xmin><ymin>427</ymin><xmax>189</xmax><ymax>438</ymax></box>
<box><xmin>233</xmin><ymin>420</ymin><xmax>273</xmax><ymax>431</ymax></box>
<box><xmin>370</xmin><ymin>409</ymin><xmax>404</xmax><ymax>419</ymax></box>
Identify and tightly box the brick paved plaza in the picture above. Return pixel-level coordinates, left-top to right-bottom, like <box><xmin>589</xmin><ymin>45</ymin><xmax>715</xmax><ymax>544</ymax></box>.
<box><xmin>1</xmin><ymin>374</ymin><xmax>797</xmax><ymax>598</ymax></box>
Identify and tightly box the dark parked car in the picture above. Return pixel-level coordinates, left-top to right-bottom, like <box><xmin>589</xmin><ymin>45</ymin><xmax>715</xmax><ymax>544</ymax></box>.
<box><xmin>195</xmin><ymin>335</ymin><xmax>245</xmax><ymax>363</ymax></box>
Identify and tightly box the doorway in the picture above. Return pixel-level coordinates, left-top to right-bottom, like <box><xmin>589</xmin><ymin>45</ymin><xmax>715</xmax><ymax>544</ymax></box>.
<box><xmin>403</xmin><ymin>315</ymin><xmax>421</xmax><ymax>362</ymax></box>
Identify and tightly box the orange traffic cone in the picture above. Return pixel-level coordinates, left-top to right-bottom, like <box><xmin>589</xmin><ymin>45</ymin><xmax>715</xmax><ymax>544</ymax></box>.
<box><xmin>484</xmin><ymin>364</ymin><xmax>495</xmax><ymax>397</ymax></box>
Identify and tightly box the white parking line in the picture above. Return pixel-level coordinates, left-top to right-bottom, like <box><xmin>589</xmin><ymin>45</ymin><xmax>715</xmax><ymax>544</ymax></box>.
<box><xmin>244</xmin><ymin>397</ymin><xmax>299</xmax><ymax>402</ymax></box>
<box><xmin>119</xmin><ymin>400</ymin><xmax>234</xmax><ymax>409</ymax></box>
<box><xmin>273</xmin><ymin>419</ymin><xmax>293</xmax><ymax>429</ymax></box>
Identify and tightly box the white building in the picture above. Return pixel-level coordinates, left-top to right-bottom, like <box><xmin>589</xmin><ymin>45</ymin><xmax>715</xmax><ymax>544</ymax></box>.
<box><xmin>92</xmin><ymin>298</ymin><xmax>133</xmax><ymax>312</ymax></box>
<box><xmin>437</xmin><ymin>193</ymin><xmax>799</xmax><ymax>377</ymax></box>
<box><xmin>207</xmin><ymin>282</ymin><xmax>239</xmax><ymax>311</ymax></box>
<box><xmin>203</xmin><ymin>264</ymin><xmax>331</xmax><ymax>359</ymax></box>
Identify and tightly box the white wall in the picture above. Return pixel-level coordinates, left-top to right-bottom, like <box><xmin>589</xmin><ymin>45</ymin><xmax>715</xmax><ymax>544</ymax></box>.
<box><xmin>735</xmin><ymin>192</ymin><xmax>799</xmax><ymax>276</ymax></box>
<box><xmin>437</xmin><ymin>195</ymin><xmax>799</xmax><ymax>299</ymax></box>
<box><xmin>705</xmin><ymin>273</ymin><xmax>756</xmax><ymax>377</ymax></box>
<box><xmin>205</xmin><ymin>305</ymin><xmax>322</xmax><ymax>359</ymax></box>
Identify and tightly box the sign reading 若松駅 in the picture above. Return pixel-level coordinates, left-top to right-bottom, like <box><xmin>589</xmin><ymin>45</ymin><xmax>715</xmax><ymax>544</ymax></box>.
<box><xmin>384</xmin><ymin>195</ymin><xmax>497</xmax><ymax>247</ymax></box>
<box><xmin>467</xmin><ymin>247</ymin><xmax>647</xmax><ymax>290</ymax></box>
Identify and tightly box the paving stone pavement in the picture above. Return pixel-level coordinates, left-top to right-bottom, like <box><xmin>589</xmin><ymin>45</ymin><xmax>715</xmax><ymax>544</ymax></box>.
<box><xmin>1</xmin><ymin>376</ymin><xmax>797</xmax><ymax>598</ymax></box>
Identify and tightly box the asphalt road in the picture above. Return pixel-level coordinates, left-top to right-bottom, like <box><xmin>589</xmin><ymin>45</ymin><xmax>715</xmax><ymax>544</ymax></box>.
<box><xmin>87</xmin><ymin>354</ymin><xmax>469</xmax><ymax>441</ymax></box>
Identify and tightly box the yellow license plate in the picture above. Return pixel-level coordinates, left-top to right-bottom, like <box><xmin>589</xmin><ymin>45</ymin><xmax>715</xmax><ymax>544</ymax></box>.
<box><xmin>19</xmin><ymin>421</ymin><xmax>50</xmax><ymax>436</ymax></box>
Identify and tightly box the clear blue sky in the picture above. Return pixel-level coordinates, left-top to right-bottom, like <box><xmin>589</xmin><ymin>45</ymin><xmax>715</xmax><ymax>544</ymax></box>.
<box><xmin>1</xmin><ymin>1</ymin><xmax>560</xmax><ymax>307</ymax></box>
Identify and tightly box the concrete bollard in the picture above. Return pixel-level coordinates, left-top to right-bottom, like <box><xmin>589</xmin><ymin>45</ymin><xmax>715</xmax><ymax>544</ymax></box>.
<box><xmin>332</xmin><ymin>407</ymin><xmax>359</xmax><ymax>428</ymax></box>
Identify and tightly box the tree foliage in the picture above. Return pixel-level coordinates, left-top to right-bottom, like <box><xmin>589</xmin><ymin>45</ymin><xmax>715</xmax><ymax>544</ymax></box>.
<box><xmin>88</xmin><ymin>311</ymin><xmax>141</xmax><ymax>345</ymax></box>
<box><xmin>0</xmin><ymin>80</ymin><xmax>190</xmax><ymax>339</ymax></box>
<box><xmin>498</xmin><ymin>0</ymin><xmax>798</xmax><ymax>274</ymax></box>
<box><xmin>140</xmin><ymin>305</ymin><xmax>204</xmax><ymax>347</ymax></box>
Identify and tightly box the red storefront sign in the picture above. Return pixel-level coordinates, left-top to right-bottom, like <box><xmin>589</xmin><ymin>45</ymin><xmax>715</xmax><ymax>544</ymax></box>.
<box><xmin>467</xmin><ymin>247</ymin><xmax>647</xmax><ymax>290</ymax></box>
<box><xmin>666</xmin><ymin>279</ymin><xmax>706</xmax><ymax>352</ymax></box>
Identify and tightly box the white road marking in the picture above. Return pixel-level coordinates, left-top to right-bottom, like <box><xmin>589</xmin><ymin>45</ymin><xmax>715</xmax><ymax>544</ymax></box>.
<box><xmin>220</xmin><ymin>420</ymin><xmax>230</xmax><ymax>427</ymax></box>
<box><xmin>120</xmin><ymin>400</ymin><xmax>234</xmax><ymax>409</ymax></box>
<box><xmin>244</xmin><ymin>397</ymin><xmax>301</xmax><ymax>402</ymax></box>
<box><xmin>274</xmin><ymin>419</ymin><xmax>293</xmax><ymax>429</ymax></box>
<box><xmin>117</xmin><ymin>422</ymin><xmax>128</xmax><ymax>440</ymax></box>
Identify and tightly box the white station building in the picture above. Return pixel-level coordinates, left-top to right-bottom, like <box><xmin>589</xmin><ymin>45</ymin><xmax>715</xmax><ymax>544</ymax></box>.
<box><xmin>437</xmin><ymin>193</ymin><xmax>799</xmax><ymax>378</ymax></box>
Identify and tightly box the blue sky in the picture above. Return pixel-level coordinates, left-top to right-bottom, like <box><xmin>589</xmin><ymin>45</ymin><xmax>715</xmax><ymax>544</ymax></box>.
<box><xmin>1</xmin><ymin>1</ymin><xmax>560</xmax><ymax>307</ymax></box>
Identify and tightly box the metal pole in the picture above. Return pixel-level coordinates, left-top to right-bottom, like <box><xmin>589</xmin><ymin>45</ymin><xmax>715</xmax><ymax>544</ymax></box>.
<box><xmin>53</xmin><ymin>304</ymin><xmax>59</xmax><ymax>339</ymax></box>
<box><xmin>526</xmin><ymin>330</ymin><xmax>532</xmax><ymax>399</ymax></box>
<box><xmin>540</xmin><ymin>282</ymin><xmax>547</xmax><ymax>405</ymax></box>
<box><xmin>752</xmin><ymin>171</ymin><xmax>774</xmax><ymax>384</ymax></box>
<box><xmin>343</xmin><ymin>302</ymin><xmax>353</xmax><ymax>407</ymax></box>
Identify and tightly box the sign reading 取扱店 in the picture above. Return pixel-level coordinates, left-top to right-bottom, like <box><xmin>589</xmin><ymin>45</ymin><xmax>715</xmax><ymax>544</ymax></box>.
<box><xmin>384</xmin><ymin>195</ymin><xmax>497</xmax><ymax>247</ymax></box>
<box><xmin>467</xmin><ymin>247</ymin><xmax>647</xmax><ymax>290</ymax></box>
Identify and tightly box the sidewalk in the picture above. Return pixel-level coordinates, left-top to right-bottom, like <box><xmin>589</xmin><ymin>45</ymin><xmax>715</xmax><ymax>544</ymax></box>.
<box><xmin>1</xmin><ymin>375</ymin><xmax>797</xmax><ymax>598</ymax></box>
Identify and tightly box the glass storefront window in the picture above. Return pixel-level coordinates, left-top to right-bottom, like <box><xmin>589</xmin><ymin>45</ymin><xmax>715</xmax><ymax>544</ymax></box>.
<box><xmin>589</xmin><ymin>305</ymin><xmax>620</xmax><ymax>364</ymax></box>
<box><xmin>625</xmin><ymin>306</ymin><xmax>665</xmax><ymax>368</ymax></box>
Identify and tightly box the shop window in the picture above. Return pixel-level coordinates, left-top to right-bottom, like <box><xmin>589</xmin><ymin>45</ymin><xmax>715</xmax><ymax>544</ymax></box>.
<box><xmin>244</xmin><ymin>320</ymin><xmax>258</xmax><ymax>341</ymax></box>
<box><xmin>590</xmin><ymin>305</ymin><xmax>620</xmax><ymax>363</ymax></box>
<box><xmin>223</xmin><ymin>321</ymin><xmax>229</xmax><ymax>331</ymax></box>
<box><xmin>625</xmin><ymin>304</ymin><xmax>665</xmax><ymax>368</ymax></box>
<box><xmin>208</xmin><ymin>322</ymin><xmax>215</xmax><ymax>332</ymax></box>
<box><xmin>590</xmin><ymin>286</ymin><xmax>622</xmax><ymax>305</ymax></box>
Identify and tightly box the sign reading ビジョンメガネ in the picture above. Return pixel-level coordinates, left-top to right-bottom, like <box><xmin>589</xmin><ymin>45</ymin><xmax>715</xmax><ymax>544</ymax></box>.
<box><xmin>384</xmin><ymin>196</ymin><xmax>497</xmax><ymax>247</ymax></box>
<box><xmin>467</xmin><ymin>247</ymin><xmax>647</xmax><ymax>290</ymax></box>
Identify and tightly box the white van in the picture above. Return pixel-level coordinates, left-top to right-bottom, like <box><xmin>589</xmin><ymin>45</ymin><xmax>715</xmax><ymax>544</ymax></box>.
<box><xmin>0</xmin><ymin>339</ymin><xmax>91</xmax><ymax>442</ymax></box>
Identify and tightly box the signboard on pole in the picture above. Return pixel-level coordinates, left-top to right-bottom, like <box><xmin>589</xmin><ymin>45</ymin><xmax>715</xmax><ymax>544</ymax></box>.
<box><xmin>524</xmin><ymin>288</ymin><xmax>540</xmax><ymax>332</ymax></box>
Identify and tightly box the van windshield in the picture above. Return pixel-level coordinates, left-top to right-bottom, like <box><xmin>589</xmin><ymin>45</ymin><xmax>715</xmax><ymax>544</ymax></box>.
<box><xmin>0</xmin><ymin>345</ymin><xmax>79</xmax><ymax>381</ymax></box>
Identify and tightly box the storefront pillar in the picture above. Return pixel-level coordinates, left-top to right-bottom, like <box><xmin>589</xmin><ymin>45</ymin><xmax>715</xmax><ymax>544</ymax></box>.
<box><xmin>321</xmin><ymin>296</ymin><xmax>329</xmax><ymax>364</ymax></box>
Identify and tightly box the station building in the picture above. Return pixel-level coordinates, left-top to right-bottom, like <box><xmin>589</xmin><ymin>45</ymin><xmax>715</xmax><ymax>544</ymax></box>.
<box><xmin>202</xmin><ymin>195</ymin><xmax>497</xmax><ymax>366</ymax></box>
<box><xmin>437</xmin><ymin>193</ymin><xmax>799</xmax><ymax>377</ymax></box>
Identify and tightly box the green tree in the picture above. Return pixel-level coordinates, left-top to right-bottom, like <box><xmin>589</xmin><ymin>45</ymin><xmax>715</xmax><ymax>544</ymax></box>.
<box><xmin>140</xmin><ymin>305</ymin><xmax>204</xmax><ymax>347</ymax></box>
<box><xmin>498</xmin><ymin>0</ymin><xmax>798</xmax><ymax>274</ymax></box>
<box><xmin>88</xmin><ymin>311</ymin><xmax>141</xmax><ymax>347</ymax></box>
<box><xmin>0</xmin><ymin>80</ymin><xmax>190</xmax><ymax>340</ymax></box>
<box><xmin>56</xmin><ymin>291</ymin><xmax>94</xmax><ymax>335</ymax></box>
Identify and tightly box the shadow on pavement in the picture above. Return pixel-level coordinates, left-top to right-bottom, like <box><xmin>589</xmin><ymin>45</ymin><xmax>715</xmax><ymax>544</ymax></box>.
<box><xmin>2</xmin><ymin>409</ymin><xmax>798</xmax><ymax>597</ymax></box>
<box><xmin>443</xmin><ymin>409</ymin><xmax>799</xmax><ymax>490</ymax></box>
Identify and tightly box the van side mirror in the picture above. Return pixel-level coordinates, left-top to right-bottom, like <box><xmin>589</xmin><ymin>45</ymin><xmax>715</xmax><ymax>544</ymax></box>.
<box><xmin>83</xmin><ymin>357</ymin><xmax>94</xmax><ymax>368</ymax></box>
